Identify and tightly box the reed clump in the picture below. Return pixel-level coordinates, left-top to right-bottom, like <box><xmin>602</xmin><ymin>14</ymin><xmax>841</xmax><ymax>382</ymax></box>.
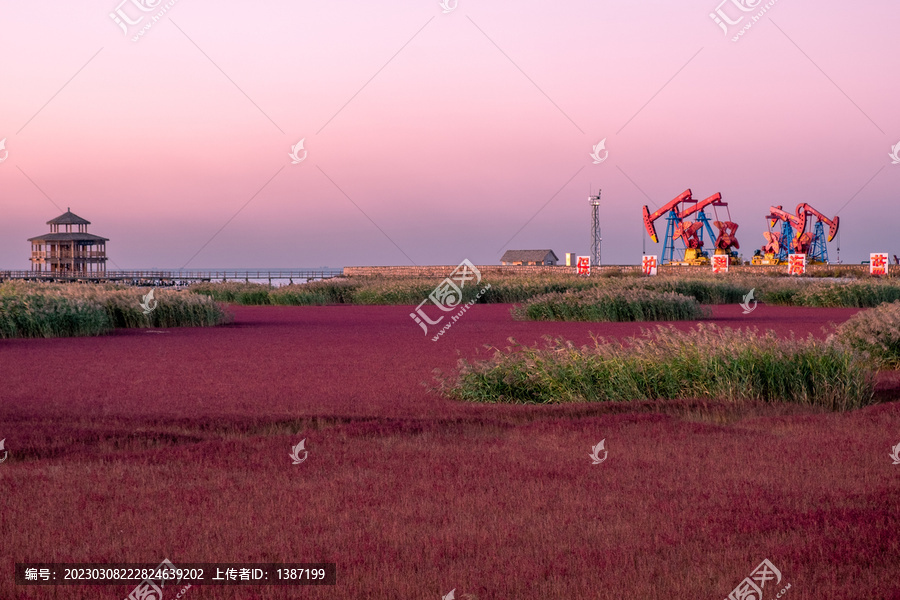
<box><xmin>835</xmin><ymin>300</ymin><xmax>900</xmax><ymax>368</ymax></box>
<box><xmin>0</xmin><ymin>282</ymin><xmax>230</xmax><ymax>338</ymax></box>
<box><xmin>789</xmin><ymin>283</ymin><xmax>900</xmax><ymax>308</ymax></box>
<box><xmin>512</xmin><ymin>288</ymin><xmax>707</xmax><ymax>322</ymax></box>
<box><xmin>443</xmin><ymin>324</ymin><xmax>875</xmax><ymax>411</ymax></box>
<box><xmin>188</xmin><ymin>281</ymin><xmax>272</xmax><ymax>305</ymax></box>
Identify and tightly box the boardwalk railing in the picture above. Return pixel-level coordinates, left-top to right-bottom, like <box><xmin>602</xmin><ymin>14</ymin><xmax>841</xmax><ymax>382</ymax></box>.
<box><xmin>0</xmin><ymin>270</ymin><xmax>344</xmax><ymax>283</ymax></box>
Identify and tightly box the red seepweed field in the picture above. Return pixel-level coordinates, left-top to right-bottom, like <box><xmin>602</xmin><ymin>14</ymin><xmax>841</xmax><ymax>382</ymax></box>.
<box><xmin>2</xmin><ymin>303</ymin><xmax>899</xmax><ymax>599</ymax></box>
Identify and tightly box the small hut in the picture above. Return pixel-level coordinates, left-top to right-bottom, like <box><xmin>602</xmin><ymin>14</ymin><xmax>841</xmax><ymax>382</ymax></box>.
<box><xmin>500</xmin><ymin>249</ymin><xmax>558</xmax><ymax>266</ymax></box>
<box><xmin>28</xmin><ymin>209</ymin><xmax>108</xmax><ymax>274</ymax></box>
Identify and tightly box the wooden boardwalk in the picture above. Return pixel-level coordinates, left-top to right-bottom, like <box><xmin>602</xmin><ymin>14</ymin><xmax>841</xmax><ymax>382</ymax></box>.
<box><xmin>0</xmin><ymin>269</ymin><xmax>344</xmax><ymax>284</ymax></box>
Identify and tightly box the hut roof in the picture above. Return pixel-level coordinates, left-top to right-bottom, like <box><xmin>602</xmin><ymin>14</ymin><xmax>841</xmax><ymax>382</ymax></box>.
<box><xmin>500</xmin><ymin>249</ymin><xmax>558</xmax><ymax>262</ymax></box>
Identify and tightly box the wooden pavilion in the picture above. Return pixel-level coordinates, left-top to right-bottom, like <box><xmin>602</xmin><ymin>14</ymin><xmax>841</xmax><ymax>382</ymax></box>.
<box><xmin>28</xmin><ymin>209</ymin><xmax>108</xmax><ymax>275</ymax></box>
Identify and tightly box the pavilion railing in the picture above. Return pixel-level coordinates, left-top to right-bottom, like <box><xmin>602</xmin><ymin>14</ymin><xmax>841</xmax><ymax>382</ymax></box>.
<box><xmin>30</xmin><ymin>251</ymin><xmax>107</xmax><ymax>259</ymax></box>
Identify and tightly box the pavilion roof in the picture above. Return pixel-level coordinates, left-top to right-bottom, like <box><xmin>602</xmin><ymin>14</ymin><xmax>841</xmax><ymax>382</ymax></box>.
<box><xmin>28</xmin><ymin>232</ymin><xmax>109</xmax><ymax>242</ymax></box>
<box><xmin>47</xmin><ymin>209</ymin><xmax>91</xmax><ymax>226</ymax></box>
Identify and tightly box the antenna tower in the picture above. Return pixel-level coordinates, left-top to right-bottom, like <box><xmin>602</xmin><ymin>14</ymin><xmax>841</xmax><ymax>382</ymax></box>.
<box><xmin>590</xmin><ymin>189</ymin><xmax>602</xmax><ymax>266</ymax></box>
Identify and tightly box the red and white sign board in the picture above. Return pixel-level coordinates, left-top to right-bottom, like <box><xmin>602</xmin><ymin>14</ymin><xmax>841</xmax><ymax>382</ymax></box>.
<box><xmin>576</xmin><ymin>256</ymin><xmax>591</xmax><ymax>276</ymax></box>
<box><xmin>788</xmin><ymin>253</ymin><xmax>806</xmax><ymax>276</ymax></box>
<box><xmin>642</xmin><ymin>255</ymin><xmax>658</xmax><ymax>276</ymax></box>
<box><xmin>870</xmin><ymin>253</ymin><xmax>888</xmax><ymax>276</ymax></box>
<box><xmin>712</xmin><ymin>255</ymin><xmax>729</xmax><ymax>274</ymax></box>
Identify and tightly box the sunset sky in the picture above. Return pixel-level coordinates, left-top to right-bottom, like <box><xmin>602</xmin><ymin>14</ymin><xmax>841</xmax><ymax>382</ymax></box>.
<box><xmin>0</xmin><ymin>0</ymin><xmax>897</xmax><ymax>268</ymax></box>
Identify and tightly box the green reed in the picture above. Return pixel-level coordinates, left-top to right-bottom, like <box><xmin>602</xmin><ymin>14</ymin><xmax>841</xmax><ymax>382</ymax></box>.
<box><xmin>444</xmin><ymin>324</ymin><xmax>875</xmax><ymax>411</ymax></box>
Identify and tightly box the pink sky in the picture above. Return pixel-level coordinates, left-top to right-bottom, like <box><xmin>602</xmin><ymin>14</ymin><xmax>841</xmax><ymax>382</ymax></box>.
<box><xmin>0</xmin><ymin>0</ymin><xmax>897</xmax><ymax>268</ymax></box>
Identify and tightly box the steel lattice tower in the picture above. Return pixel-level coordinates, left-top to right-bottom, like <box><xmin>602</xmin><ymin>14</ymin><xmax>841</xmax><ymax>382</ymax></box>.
<box><xmin>590</xmin><ymin>190</ymin><xmax>601</xmax><ymax>266</ymax></box>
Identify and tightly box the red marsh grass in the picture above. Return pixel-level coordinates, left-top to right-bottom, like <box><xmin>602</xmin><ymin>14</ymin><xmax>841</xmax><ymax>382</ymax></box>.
<box><xmin>1</xmin><ymin>304</ymin><xmax>898</xmax><ymax>599</ymax></box>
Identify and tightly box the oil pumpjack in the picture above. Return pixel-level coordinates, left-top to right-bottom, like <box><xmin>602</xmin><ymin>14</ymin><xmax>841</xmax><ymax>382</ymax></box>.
<box><xmin>752</xmin><ymin>204</ymin><xmax>839</xmax><ymax>265</ymax></box>
<box><xmin>642</xmin><ymin>189</ymin><xmax>739</xmax><ymax>265</ymax></box>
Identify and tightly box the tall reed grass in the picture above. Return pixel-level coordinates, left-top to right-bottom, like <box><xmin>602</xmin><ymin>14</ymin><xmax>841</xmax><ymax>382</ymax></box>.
<box><xmin>186</xmin><ymin>273</ymin><xmax>900</xmax><ymax>310</ymax></box>
<box><xmin>0</xmin><ymin>291</ymin><xmax>110</xmax><ymax>338</ymax></box>
<box><xmin>188</xmin><ymin>281</ymin><xmax>273</xmax><ymax>305</ymax></box>
<box><xmin>789</xmin><ymin>283</ymin><xmax>900</xmax><ymax>308</ymax></box>
<box><xmin>512</xmin><ymin>288</ymin><xmax>707</xmax><ymax>322</ymax></box>
<box><xmin>442</xmin><ymin>324</ymin><xmax>876</xmax><ymax>411</ymax></box>
<box><xmin>645</xmin><ymin>278</ymin><xmax>749</xmax><ymax>304</ymax></box>
<box><xmin>0</xmin><ymin>282</ymin><xmax>230</xmax><ymax>338</ymax></box>
<box><xmin>270</xmin><ymin>279</ymin><xmax>360</xmax><ymax>305</ymax></box>
<box><xmin>835</xmin><ymin>300</ymin><xmax>900</xmax><ymax>368</ymax></box>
